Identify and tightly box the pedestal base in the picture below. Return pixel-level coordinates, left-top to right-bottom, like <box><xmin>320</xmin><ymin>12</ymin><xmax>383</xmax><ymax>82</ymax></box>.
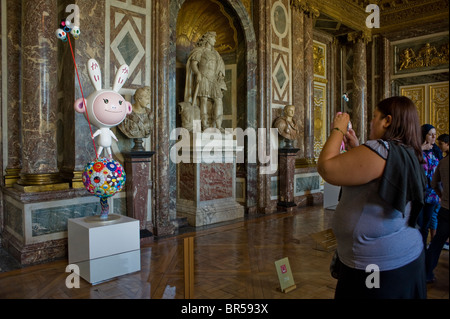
<box><xmin>68</xmin><ymin>214</ymin><xmax>140</xmax><ymax>284</ymax></box>
<box><xmin>177</xmin><ymin>198</ymin><xmax>244</xmax><ymax>227</ymax></box>
<box><xmin>177</xmin><ymin>139</ymin><xmax>244</xmax><ymax>227</ymax></box>
<box><xmin>124</xmin><ymin>151</ymin><xmax>155</xmax><ymax>232</ymax></box>
<box><xmin>277</xmin><ymin>148</ymin><xmax>299</xmax><ymax>212</ymax></box>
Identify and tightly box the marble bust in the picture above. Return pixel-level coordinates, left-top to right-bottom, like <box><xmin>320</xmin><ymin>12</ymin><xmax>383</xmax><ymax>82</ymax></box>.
<box><xmin>118</xmin><ymin>86</ymin><xmax>153</xmax><ymax>151</ymax></box>
<box><xmin>273</xmin><ymin>105</ymin><xmax>299</xmax><ymax>143</ymax></box>
<box><xmin>118</xmin><ymin>86</ymin><xmax>152</xmax><ymax>139</ymax></box>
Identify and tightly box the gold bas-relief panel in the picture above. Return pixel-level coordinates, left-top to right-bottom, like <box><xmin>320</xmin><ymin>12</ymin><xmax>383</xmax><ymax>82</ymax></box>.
<box><xmin>400</xmin><ymin>86</ymin><xmax>426</xmax><ymax>124</ymax></box>
<box><xmin>313</xmin><ymin>83</ymin><xmax>326</xmax><ymax>159</ymax></box>
<box><xmin>429</xmin><ymin>82</ymin><xmax>449</xmax><ymax>137</ymax></box>
<box><xmin>313</xmin><ymin>41</ymin><xmax>327</xmax><ymax>159</ymax></box>
<box><xmin>313</xmin><ymin>41</ymin><xmax>327</xmax><ymax>80</ymax></box>
<box><xmin>398</xmin><ymin>42</ymin><xmax>449</xmax><ymax>71</ymax></box>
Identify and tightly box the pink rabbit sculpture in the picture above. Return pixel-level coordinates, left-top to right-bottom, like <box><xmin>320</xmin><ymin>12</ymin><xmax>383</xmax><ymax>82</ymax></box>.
<box><xmin>74</xmin><ymin>58</ymin><xmax>132</xmax><ymax>158</ymax></box>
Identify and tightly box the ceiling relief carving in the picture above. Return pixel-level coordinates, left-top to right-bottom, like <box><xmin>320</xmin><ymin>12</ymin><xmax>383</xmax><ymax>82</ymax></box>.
<box><xmin>176</xmin><ymin>0</ymin><xmax>238</xmax><ymax>64</ymax></box>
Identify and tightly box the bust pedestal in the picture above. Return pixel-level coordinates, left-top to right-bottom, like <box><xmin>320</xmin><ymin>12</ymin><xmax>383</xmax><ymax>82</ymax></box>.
<box><xmin>123</xmin><ymin>151</ymin><xmax>155</xmax><ymax>242</ymax></box>
<box><xmin>177</xmin><ymin>137</ymin><xmax>244</xmax><ymax>227</ymax></box>
<box><xmin>277</xmin><ymin>147</ymin><xmax>299</xmax><ymax>212</ymax></box>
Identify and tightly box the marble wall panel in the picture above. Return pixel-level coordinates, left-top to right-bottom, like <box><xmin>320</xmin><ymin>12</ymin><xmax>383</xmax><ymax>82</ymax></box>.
<box><xmin>4</xmin><ymin>200</ymin><xmax>23</xmax><ymax>239</ymax></box>
<box><xmin>4</xmin><ymin>193</ymin><xmax>127</xmax><ymax>246</ymax></box>
<box><xmin>200</xmin><ymin>163</ymin><xmax>233</xmax><ymax>202</ymax></box>
<box><xmin>294</xmin><ymin>172</ymin><xmax>321</xmax><ymax>196</ymax></box>
<box><xmin>271</xmin><ymin>0</ymin><xmax>292</xmax><ymax>108</ymax></box>
<box><xmin>107</xmin><ymin>0</ymin><xmax>151</xmax><ymax>93</ymax></box>
<box><xmin>31</xmin><ymin>202</ymin><xmax>99</xmax><ymax>237</ymax></box>
<box><xmin>178</xmin><ymin>163</ymin><xmax>196</xmax><ymax>201</ymax></box>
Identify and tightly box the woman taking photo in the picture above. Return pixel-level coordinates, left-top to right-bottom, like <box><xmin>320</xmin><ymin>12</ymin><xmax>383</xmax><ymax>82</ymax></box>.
<box><xmin>318</xmin><ymin>96</ymin><xmax>427</xmax><ymax>299</ymax></box>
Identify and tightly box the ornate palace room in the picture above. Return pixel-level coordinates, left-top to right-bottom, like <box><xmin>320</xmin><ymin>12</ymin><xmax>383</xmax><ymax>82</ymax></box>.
<box><xmin>0</xmin><ymin>0</ymin><xmax>448</xmax><ymax>301</ymax></box>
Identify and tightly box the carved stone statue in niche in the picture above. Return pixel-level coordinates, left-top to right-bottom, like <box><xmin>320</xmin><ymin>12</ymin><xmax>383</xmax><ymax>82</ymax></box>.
<box><xmin>118</xmin><ymin>86</ymin><xmax>153</xmax><ymax>151</ymax></box>
<box><xmin>273</xmin><ymin>105</ymin><xmax>299</xmax><ymax>148</ymax></box>
<box><xmin>182</xmin><ymin>31</ymin><xmax>227</xmax><ymax>132</ymax></box>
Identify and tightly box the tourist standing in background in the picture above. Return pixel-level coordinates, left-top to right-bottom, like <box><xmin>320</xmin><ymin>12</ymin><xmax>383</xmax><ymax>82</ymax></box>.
<box><xmin>417</xmin><ymin>124</ymin><xmax>443</xmax><ymax>248</ymax></box>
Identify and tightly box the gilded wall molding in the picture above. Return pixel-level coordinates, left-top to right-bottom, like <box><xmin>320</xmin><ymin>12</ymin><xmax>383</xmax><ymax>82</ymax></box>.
<box><xmin>295</xmin><ymin>0</ymin><xmax>369</xmax><ymax>33</ymax></box>
<box><xmin>290</xmin><ymin>0</ymin><xmax>319</xmax><ymax>18</ymax></box>
<box><xmin>348</xmin><ymin>30</ymin><xmax>372</xmax><ymax>44</ymax></box>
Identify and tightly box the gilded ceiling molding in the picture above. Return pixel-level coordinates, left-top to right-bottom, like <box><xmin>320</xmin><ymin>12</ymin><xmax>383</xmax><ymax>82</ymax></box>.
<box><xmin>372</xmin><ymin>0</ymin><xmax>449</xmax><ymax>34</ymax></box>
<box><xmin>290</xmin><ymin>0</ymin><xmax>320</xmax><ymax>18</ymax></box>
<box><xmin>347</xmin><ymin>30</ymin><xmax>372</xmax><ymax>44</ymax></box>
<box><xmin>306</xmin><ymin>0</ymin><xmax>369</xmax><ymax>33</ymax></box>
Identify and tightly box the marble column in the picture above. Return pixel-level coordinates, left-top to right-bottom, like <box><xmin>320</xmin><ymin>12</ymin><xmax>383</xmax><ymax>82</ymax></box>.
<box><xmin>350</xmin><ymin>33</ymin><xmax>368</xmax><ymax>143</ymax></box>
<box><xmin>153</xmin><ymin>0</ymin><xmax>175</xmax><ymax>236</ymax></box>
<box><xmin>254</xmin><ymin>0</ymin><xmax>274</xmax><ymax>214</ymax></box>
<box><xmin>3</xmin><ymin>0</ymin><xmax>22</xmax><ymax>187</ymax></box>
<box><xmin>291</xmin><ymin>7</ymin><xmax>305</xmax><ymax>159</ymax></box>
<box><xmin>60</xmin><ymin>0</ymin><xmax>105</xmax><ymax>188</ymax></box>
<box><xmin>303</xmin><ymin>14</ymin><xmax>315</xmax><ymax>163</ymax></box>
<box><xmin>381</xmin><ymin>36</ymin><xmax>391</xmax><ymax>99</ymax></box>
<box><xmin>277</xmin><ymin>148</ymin><xmax>299</xmax><ymax>212</ymax></box>
<box><xmin>15</xmin><ymin>0</ymin><xmax>69</xmax><ymax>192</ymax></box>
<box><xmin>290</xmin><ymin>1</ymin><xmax>319</xmax><ymax>165</ymax></box>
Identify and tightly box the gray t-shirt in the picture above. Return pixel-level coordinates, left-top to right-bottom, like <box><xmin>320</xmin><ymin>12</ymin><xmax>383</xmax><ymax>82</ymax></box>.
<box><xmin>332</xmin><ymin>140</ymin><xmax>423</xmax><ymax>271</ymax></box>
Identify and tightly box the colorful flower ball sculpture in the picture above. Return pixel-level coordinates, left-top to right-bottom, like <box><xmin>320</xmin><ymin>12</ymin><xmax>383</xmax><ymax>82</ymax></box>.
<box><xmin>82</xmin><ymin>158</ymin><xmax>126</xmax><ymax>219</ymax></box>
<box><xmin>83</xmin><ymin>158</ymin><xmax>126</xmax><ymax>198</ymax></box>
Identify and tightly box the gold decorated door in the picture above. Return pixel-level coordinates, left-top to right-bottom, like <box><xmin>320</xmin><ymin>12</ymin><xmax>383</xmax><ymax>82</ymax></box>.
<box><xmin>400</xmin><ymin>82</ymin><xmax>449</xmax><ymax>137</ymax></box>
<box><xmin>313</xmin><ymin>41</ymin><xmax>327</xmax><ymax>159</ymax></box>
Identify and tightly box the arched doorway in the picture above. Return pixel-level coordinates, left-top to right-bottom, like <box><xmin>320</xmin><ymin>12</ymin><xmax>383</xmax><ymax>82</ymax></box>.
<box><xmin>169</xmin><ymin>0</ymin><xmax>257</xmax><ymax>220</ymax></box>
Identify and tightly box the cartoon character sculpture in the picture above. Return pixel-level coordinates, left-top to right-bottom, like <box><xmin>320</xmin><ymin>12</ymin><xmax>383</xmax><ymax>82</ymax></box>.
<box><xmin>57</xmin><ymin>15</ymin><xmax>130</xmax><ymax>220</ymax></box>
<box><xmin>74</xmin><ymin>59</ymin><xmax>132</xmax><ymax>158</ymax></box>
<box><xmin>55</xmin><ymin>19</ymin><xmax>80</xmax><ymax>42</ymax></box>
<box><xmin>73</xmin><ymin>59</ymin><xmax>132</xmax><ymax>220</ymax></box>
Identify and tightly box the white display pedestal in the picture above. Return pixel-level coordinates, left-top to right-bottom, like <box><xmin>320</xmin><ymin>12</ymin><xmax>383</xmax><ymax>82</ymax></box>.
<box><xmin>323</xmin><ymin>182</ymin><xmax>341</xmax><ymax>210</ymax></box>
<box><xmin>68</xmin><ymin>214</ymin><xmax>140</xmax><ymax>285</ymax></box>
